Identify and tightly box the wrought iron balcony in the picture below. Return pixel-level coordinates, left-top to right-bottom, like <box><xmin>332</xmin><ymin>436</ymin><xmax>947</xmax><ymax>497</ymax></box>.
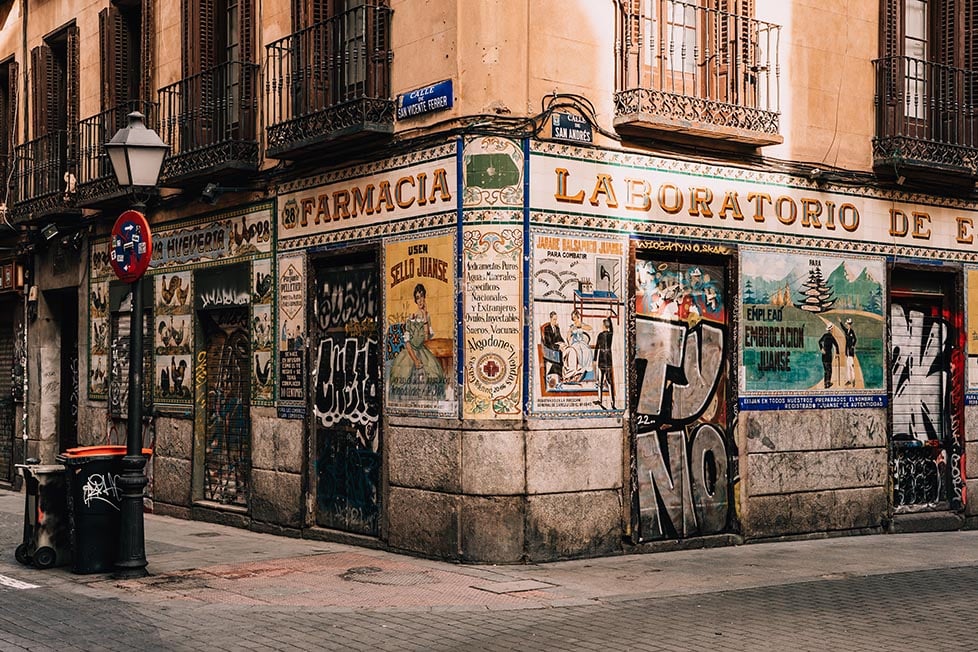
<box><xmin>614</xmin><ymin>0</ymin><xmax>781</xmax><ymax>146</ymax></box>
<box><xmin>10</xmin><ymin>130</ymin><xmax>80</xmax><ymax>223</ymax></box>
<box><xmin>76</xmin><ymin>101</ymin><xmax>158</xmax><ymax>208</ymax></box>
<box><xmin>265</xmin><ymin>3</ymin><xmax>394</xmax><ymax>160</ymax></box>
<box><xmin>158</xmin><ymin>60</ymin><xmax>260</xmax><ymax>185</ymax></box>
<box><xmin>873</xmin><ymin>56</ymin><xmax>978</xmax><ymax>183</ymax></box>
<box><xmin>0</xmin><ymin>153</ymin><xmax>10</xmax><ymax>206</ymax></box>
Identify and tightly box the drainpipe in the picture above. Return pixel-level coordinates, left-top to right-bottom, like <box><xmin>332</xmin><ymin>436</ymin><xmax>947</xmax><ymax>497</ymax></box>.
<box><xmin>20</xmin><ymin>281</ymin><xmax>27</xmax><ymax>464</ymax></box>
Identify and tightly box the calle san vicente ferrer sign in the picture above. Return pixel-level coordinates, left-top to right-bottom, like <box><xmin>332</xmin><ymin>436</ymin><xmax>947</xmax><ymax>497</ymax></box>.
<box><xmin>110</xmin><ymin>209</ymin><xmax>153</xmax><ymax>282</ymax></box>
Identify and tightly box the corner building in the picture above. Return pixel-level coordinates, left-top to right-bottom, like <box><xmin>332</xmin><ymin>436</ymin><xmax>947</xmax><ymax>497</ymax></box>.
<box><xmin>5</xmin><ymin>0</ymin><xmax>978</xmax><ymax>561</ymax></box>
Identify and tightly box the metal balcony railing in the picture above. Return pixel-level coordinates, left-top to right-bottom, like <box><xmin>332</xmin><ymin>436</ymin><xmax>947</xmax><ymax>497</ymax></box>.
<box><xmin>265</xmin><ymin>3</ymin><xmax>394</xmax><ymax>158</ymax></box>
<box><xmin>76</xmin><ymin>101</ymin><xmax>157</xmax><ymax>204</ymax></box>
<box><xmin>12</xmin><ymin>130</ymin><xmax>71</xmax><ymax>209</ymax></box>
<box><xmin>0</xmin><ymin>153</ymin><xmax>10</xmax><ymax>205</ymax></box>
<box><xmin>615</xmin><ymin>0</ymin><xmax>781</xmax><ymax>142</ymax></box>
<box><xmin>873</xmin><ymin>55</ymin><xmax>978</xmax><ymax>174</ymax></box>
<box><xmin>158</xmin><ymin>60</ymin><xmax>260</xmax><ymax>182</ymax></box>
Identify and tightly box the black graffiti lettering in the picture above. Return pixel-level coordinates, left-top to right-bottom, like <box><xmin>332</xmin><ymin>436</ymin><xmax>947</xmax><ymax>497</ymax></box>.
<box><xmin>313</xmin><ymin>336</ymin><xmax>380</xmax><ymax>431</ymax></box>
<box><xmin>890</xmin><ymin>304</ymin><xmax>951</xmax><ymax>508</ymax></box>
<box><xmin>688</xmin><ymin>423</ymin><xmax>728</xmax><ymax>533</ymax></box>
<box><xmin>635</xmin><ymin>425</ymin><xmax>728</xmax><ymax>538</ymax></box>
<box><xmin>892</xmin><ymin>447</ymin><xmax>943</xmax><ymax>507</ymax></box>
<box><xmin>316</xmin><ymin>277</ymin><xmax>379</xmax><ymax>331</ymax></box>
<box><xmin>634</xmin><ymin>320</ymin><xmax>725</xmax><ymax>424</ymax></box>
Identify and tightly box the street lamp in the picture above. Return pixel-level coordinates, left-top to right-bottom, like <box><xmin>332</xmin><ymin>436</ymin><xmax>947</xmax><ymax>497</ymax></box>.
<box><xmin>105</xmin><ymin>111</ymin><xmax>169</xmax><ymax>195</ymax></box>
<box><xmin>105</xmin><ymin>111</ymin><xmax>168</xmax><ymax>579</ymax></box>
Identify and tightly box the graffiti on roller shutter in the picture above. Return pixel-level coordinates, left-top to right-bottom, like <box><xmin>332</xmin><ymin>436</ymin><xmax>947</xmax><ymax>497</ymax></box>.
<box><xmin>313</xmin><ymin>264</ymin><xmax>381</xmax><ymax>534</ymax></box>
<box><xmin>889</xmin><ymin>304</ymin><xmax>961</xmax><ymax>508</ymax></box>
<box><xmin>633</xmin><ymin>260</ymin><xmax>734</xmax><ymax>541</ymax></box>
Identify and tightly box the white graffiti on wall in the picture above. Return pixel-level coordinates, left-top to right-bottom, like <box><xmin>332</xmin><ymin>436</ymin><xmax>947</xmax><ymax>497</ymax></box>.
<box><xmin>81</xmin><ymin>473</ymin><xmax>121</xmax><ymax>510</ymax></box>
<box><xmin>314</xmin><ymin>336</ymin><xmax>380</xmax><ymax>435</ymax></box>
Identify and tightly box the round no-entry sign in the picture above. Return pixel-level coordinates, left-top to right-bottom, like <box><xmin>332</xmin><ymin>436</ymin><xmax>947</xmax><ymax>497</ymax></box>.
<box><xmin>110</xmin><ymin>210</ymin><xmax>153</xmax><ymax>282</ymax></box>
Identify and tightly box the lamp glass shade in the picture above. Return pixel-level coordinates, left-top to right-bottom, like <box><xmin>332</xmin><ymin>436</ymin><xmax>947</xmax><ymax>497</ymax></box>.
<box><xmin>105</xmin><ymin>112</ymin><xmax>169</xmax><ymax>189</ymax></box>
<box><xmin>106</xmin><ymin>146</ymin><xmax>132</xmax><ymax>187</ymax></box>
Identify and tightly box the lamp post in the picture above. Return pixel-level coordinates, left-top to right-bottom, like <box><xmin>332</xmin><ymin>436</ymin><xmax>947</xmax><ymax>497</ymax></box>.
<box><xmin>105</xmin><ymin>111</ymin><xmax>168</xmax><ymax>579</ymax></box>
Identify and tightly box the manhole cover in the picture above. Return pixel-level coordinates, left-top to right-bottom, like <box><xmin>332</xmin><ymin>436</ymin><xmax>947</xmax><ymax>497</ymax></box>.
<box><xmin>341</xmin><ymin>566</ymin><xmax>437</xmax><ymax>586</ymax></box>
<box><xmin>136</xmin><ymin>573</ymin><xmax>210</xmax><ymax>591</ymax></box>
<box><xmin>189</xmin><ymin>532</ymin><xmax>222</xmax><ymax>538</ymax></box>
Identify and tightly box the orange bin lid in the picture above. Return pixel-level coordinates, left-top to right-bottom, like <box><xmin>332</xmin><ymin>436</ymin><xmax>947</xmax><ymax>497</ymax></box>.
<box><xmin>61</xmin><ymin>445</ymin><xmax>153</xmax><ymax>458</ymax></box>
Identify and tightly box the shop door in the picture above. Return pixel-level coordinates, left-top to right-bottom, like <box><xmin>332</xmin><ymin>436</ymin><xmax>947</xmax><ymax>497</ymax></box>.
<box><xmin>311</xmin><ymin>255</ymin><xmax>381</xmax><ymax>536</ymax></box>
<box><xmin>50</xmin><ymin>288</ymin><xmax>78</xmax><ymax>452</ymax></box>
<box><xmin>889</xmin><ymin>289</ymin><xmax>955</xmax><ymax>511</ymax></box>
<box><xmin>0</xmin><ymin>315</ymin><xmax>14</xmax><ymax>483</ymax></box>
<box><xmin>200</xmin><ymin>307</ymin><xmax>251</xmax><ymax>506</ymax></box>
<box><xmin>631</xmin><ymin>255</ymin><xmax>734</xmax><ymax>541</ymax></box>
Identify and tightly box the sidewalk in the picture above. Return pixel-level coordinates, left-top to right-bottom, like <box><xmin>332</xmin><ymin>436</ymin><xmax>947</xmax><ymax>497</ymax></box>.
<box><xmin>5</xmin><ymin>487</ymin><xmax>978</xmax><ymax>612</ymax></box>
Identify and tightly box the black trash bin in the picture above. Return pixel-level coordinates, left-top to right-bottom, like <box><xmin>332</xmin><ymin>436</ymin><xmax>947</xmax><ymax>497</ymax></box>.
<box><xmin>57</xmin><ymin>446</ymin><xmax>151</xmax><ymax>574</ymax></box>
<box><xmin>14</xmin><ymin>462</ymin><xmax>71</xmax><ymax>569</ymax></box>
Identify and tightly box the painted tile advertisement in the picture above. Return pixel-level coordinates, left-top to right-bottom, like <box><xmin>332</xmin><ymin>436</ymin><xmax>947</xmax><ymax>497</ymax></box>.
<box><xmin>252</xmin><ymin>258</ymin><xmax>275</xmax><ymax>403</ymax></box>
<box><xmin>462</xmin><ymin>227</ymin><xmax>523</xmax><ymax>418</ymax></box>
<box><xmin>277</xmin><ymin>252</ymin><xmax>306</xmax><ymax>416</ymax></box>
<box><xmin>740</xmin><ymin>248</ymin><xmax>886</xmax><ymax>406</ymax></box>
<box><xmin>530</xmin><ymin>232</ymin><xmax>626</xmax><ymax>415</ymax></box>
<box><xmin>153</xmin><ymin>271</ymin><xmax>193</xmax><ymax>404</ymax></box>
<box><xmin>968</xmin><ymin>268</ymin><xmax>978</xmax><ymax>393</ymax></box>
<box><xmin>385</xmin><ymin>232</ymin><xmax>456</xmax><ymax>415</ymax></box>
<box><xmin>89</xmin><ymin>278</ymin><xmax>109</xmax><ymax>399</ymax></box>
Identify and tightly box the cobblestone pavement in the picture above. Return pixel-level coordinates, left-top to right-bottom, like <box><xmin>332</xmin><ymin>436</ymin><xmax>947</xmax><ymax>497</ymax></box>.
<box><xmin>2</xmin><ymin>488</ymin><xmax>978</xmax><ymax>650</ymax></box>
<box><xmin>1</xmin><ymin>566</ymin><xmax>976</xmax><ymax>651</ymax></box>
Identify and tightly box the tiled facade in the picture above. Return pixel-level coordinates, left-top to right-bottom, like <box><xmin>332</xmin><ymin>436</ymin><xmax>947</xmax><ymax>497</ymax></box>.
<box><xmin>2</xmin><ymin>0</ymin><xmax>978</xmax><ymax>562</ymax></box>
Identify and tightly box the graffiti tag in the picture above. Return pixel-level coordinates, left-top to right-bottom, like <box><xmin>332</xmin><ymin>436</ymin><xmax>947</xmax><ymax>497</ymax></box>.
<box><xmin>81</xmin><ymin>473</ymin><xmax>120</xmax><ymax>510</ymax></box>
<box><xmin>314</xmin><ymin>337</ymin><xmax>380</xmax><ymax>435</ymax></box>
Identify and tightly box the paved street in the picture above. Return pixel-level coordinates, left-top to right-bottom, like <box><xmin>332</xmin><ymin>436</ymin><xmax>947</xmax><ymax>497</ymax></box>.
<box><xmin>2</xmin><ymin>487</ymin><xmax>977</xmax><ymax>651</ymax></box>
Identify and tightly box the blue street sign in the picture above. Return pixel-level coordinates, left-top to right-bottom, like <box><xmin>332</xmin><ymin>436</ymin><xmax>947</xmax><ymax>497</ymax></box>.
<box><xmin>551</xmin><ymin>113</ymin><xmax>593</xmax><ymax>143</ymax></box>
<box><xmin>397</xmin><ymin>80</ymin><xmax>454</xmax><ymax>120</ymax></box>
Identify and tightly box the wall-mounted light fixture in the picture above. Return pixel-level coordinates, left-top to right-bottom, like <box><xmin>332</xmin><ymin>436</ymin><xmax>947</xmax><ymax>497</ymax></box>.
<box><xmin>200</xmin><ymin>183</ymin><xmax>261</xmax><ymax>205</ymax></box>
<box><xmin>41</xmin><ymin>223</ymin><xmax>59</xmax><ymax>241</ymax></box>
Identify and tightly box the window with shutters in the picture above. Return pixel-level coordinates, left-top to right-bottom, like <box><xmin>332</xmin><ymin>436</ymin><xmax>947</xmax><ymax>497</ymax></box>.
<box><xmin>12</xmin><ymin>24</ymin><xmax>78</xmax><ymax>209</ymax></box>
<box><xmin>0</xmin><ymin>60</ymin><xmax>18</xmax><ymax>206</ymax></box>
<box><xmin>77</xmin><ymin>2</ymin><xmax>154</xmax><ymax>205</ymax></box>
<box><xmin>155</xmin><ymin>0</ymin><xmax>258</xmax><ymax>181</ymax></box>
<box><xmin>614</xmin><ymin>0</ymin><xmax>781</xmax><ymax>147</ymax></box>
<box><xmin>874</xmin><ymin>0</ymin><xmax>978</xmax><ymax>183</ymax></box>
<box><xmin>265</xmin><ymin>0</ymin><xmax>394</xmax><ymax>159</ymax></box>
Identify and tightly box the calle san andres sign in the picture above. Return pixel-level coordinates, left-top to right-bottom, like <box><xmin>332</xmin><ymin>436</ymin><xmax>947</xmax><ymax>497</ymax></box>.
<box><xmin>110</xmin><ymin>209</ymin><xmax>153</xmax><ymax>282</ymax></box>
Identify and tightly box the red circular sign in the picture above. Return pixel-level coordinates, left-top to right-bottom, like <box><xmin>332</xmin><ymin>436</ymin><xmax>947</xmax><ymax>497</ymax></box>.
<box><xmin>109</xmin><ymin>210</ymin><xmax>153</xmax><ymax>282</ymax></box>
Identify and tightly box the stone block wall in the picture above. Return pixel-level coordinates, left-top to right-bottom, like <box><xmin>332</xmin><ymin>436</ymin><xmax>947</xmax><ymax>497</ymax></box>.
<box><xmin>966</xmin><ymin>405</ymin><xmax>978</xmax><ymax>520</ymax></box>
<box><xmin>386</xmin><ymin>417</ymin><xmax>625</xmax><ymax>563</ymax></box>
<box><xmin>740</xmin><ymin>408</ymin><xmax>889</xmax><ymax>538</ymax></box>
